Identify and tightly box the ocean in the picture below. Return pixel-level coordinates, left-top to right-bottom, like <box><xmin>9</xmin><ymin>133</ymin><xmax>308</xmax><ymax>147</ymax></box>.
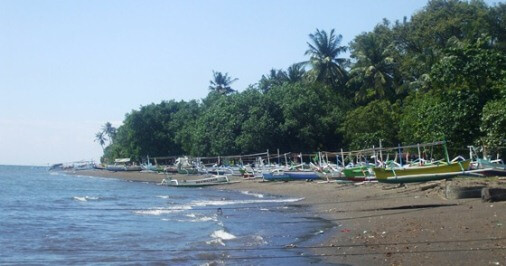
<box><xmin>0</xmin><ymin>165</ymin><xmax>333</xmax><ymax>265</ymax></box>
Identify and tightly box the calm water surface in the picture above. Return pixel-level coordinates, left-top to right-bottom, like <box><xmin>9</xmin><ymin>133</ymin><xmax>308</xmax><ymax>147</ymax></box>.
<box><xmin>0</xmin><ymin>165</ymin><xmax>332</xmax><ymax>265</ymax></box>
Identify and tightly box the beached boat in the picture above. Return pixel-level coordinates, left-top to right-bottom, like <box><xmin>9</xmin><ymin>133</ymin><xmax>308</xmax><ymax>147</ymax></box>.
<box><xmin>262</xmin><ymin>170</ymin><xmax>291</xmax><ymax>181</ymax></box>
<box><xmin>49</xmin><ymin>161</ymin><xmax>96</xmax><ymax>171</ymax></box>
<box><xmin>342</xmin><ymin>164</ymin><xmax>375</xmax><ymax>182</ymax></box>
<box><xmin>475</xmin><ymin>159</ymin><xmax>506</xmax><ymax>176</ymax></box>
<box><xmin>373</xmin><ymin>160</ymin><xmax>471</xmax><ymax>183</ymax></box>
<box><xmin>177</xmin><ymin>168</ymin><xmax>199</xmax><ymax>175</ymax></box>
<box><xmin>106</xmin><ymin>158</ymin><xmax>142</xmax><ymax>172</ymax></box>
<box><xmin>315</xmin><ymin>170</ymin><xmax>346</xmax><ymax>180</ymax></box>
<box><xmin>285</xmin><ymin>171</ymin><xmax>320</xmax><ymax>180</ymax></box>
<box><xmin>262</xmin><ymin>169</ymin><xmax>319</xmax><ymax>181</ymax></box>
<box><xmin>161</xmin><ymin>175</ymin><xmax>233</xmax><ymax>187</ymax></box>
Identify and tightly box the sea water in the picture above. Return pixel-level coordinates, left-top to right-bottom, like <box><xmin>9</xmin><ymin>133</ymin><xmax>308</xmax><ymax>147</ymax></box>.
<box><xmin>0</xmin><ymin>165</ymin><xmax>332</xmax><ymax>265</ymax></box>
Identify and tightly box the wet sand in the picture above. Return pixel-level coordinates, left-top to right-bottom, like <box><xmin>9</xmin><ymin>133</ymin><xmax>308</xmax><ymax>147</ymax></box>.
<box><xmin>70</xmin><ymin>170</ymin><xmax>506</xmax><ymax>265</ymax></box>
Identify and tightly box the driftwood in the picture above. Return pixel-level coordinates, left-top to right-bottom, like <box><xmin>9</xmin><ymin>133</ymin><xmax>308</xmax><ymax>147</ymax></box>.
<box><xmin>481</xmin><ymin>187</ymin><xmax>506</xmax><ymax>202</ymax></box>
<box><xmin>419</xmin><ymin>182</ymin><xmax>441</xmax><ymax>191</ymax></box>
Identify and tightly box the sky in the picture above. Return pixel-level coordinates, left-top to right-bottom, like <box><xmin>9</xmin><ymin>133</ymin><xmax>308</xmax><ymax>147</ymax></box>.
<box><xmin>0</xmin><ymin>0</ymin><xmax>498</xmax><ymax>166</ymax></box>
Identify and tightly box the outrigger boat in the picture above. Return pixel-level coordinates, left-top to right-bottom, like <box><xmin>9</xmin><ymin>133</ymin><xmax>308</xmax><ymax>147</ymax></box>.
<box><xmin>106</xmin><ymin>158</ymin><xmax>142</xmax><ymax>172</ymax></box>
<box><xmin>373</xmin><ymin>160</ymin><xmax>471</xmax><ymax>183</ymax></box>
<box><xmin>262</xmin><ymin>170</ymin><xmax>291</xmax><ymax>181</ymax></box>
<box><xmin>262</xmin><ymin>169</ymin><xmax>320</xmax><ymax>181</ymax></box>
<box><xmin>342</xmin><ymin>164</ymin><xmax>375</xmax><ymax>182</ymax></box>
<box><xmin>468</xmin><ymin>146</ymin><xmax>506</xmax><ymax>177</ymax></box>
<box><xmin>160</xmin><ymin>175</ymin><xmax>235</xmax><ymax>187</ymax></box>
<box><xmin>473</xmin><ymin>159</ymin><xmax>506</xmax><ymax>176</ymax></box>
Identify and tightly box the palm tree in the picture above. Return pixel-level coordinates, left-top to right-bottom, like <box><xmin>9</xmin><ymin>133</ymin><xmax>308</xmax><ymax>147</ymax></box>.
<box><xmin>102</xmin><ymin>122</ymin><xmax>117</xmax><ymax>144</ymax></box>
<box><xmin>286</xmin><ymin>63</ymin><xmax>306</xmax><ymax>83</ymax></box>
<box><xmin>348</xmin><ymin>32</ymin><xmax>396</xmax><ymax>102</ymax></box>
<box><xmin>258</xmin><ymin>69</ymin><xmax>287</xmax><ymax>93</ymax></box>
<box><xmin>304</xmin><ymin>29</ymin><xmax>348</xmax><ymax>88</ymax></box>
<box><xmin>209</xmin><ymin>71</ymin><xmax>238</xmax><ymax>94</ymax></box>
<box><xmin>94</xmin><ymin>131</ymin><xmax>107</xmax><ymax>151</ymax></box>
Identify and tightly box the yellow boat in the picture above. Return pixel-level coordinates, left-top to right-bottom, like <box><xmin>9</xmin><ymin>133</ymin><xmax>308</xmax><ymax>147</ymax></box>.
<box><xmin>373</xmin><ymin>160</ymin><xmax>471</xmax><ymax>183</ymax></box>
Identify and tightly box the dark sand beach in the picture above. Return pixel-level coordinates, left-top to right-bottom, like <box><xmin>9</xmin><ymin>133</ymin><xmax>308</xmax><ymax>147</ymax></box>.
<box><xmin>72</xmin><ymin>170</ymin><xmax>506</xmax><ymax>265</ymax></box>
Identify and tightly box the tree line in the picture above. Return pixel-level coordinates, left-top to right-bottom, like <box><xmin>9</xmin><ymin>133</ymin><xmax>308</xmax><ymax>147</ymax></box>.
<box><xmin>98</xmin><ymin>0</ymin><xmax>505</xmax><ymax>163</ymax></box>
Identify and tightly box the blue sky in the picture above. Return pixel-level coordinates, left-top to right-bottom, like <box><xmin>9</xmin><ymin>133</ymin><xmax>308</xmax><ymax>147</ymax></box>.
<box><xmin>0</xmin><ymin>0</ymin><xmax>497</xmax><ymax>165</ymax></box>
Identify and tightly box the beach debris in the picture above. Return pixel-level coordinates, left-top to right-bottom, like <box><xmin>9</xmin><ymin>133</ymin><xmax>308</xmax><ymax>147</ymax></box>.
<box><xmin>481</xmin><ymin>187</ymin><xmax>506</xmax><ymax>202</ymax></box>
<box><xmin>284</xmin><ymin>244</ymin><xmax>297</xmax><ymax>248</ymax></box>
<box><xmin>340</xmin><ymin>229</ymin><xmax>351</xmax><ymax>233</ymax></box>
<box><xmin>419</xmin><ymin>182</ymin><xmax>440</xmax><ymax>191</ymax></box>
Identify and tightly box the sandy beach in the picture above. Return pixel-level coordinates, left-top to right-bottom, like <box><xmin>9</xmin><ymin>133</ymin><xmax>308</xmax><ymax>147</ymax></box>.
<box><xmin>71</xmin><ymin>170</ymin><xmax>506</xmax><ymax>265</ymax></box>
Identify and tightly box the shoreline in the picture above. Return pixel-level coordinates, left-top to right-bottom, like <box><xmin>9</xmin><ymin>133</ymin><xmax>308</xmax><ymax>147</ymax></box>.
<box><xmin>68</xmin><ymin>169</ymin><xmax>506</xmax><ymax>265</ymax></box>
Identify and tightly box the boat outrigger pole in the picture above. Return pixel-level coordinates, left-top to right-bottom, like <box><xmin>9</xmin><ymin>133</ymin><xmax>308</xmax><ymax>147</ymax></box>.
<box><xmin>443</xmin><ymin>138</ymin><xmax>450</xmax><ymax>164</ymax></box>
<box><xmin>398</xmin><ymin>144</ymin><xmax>403</xmax><ymax>166</ymax></box>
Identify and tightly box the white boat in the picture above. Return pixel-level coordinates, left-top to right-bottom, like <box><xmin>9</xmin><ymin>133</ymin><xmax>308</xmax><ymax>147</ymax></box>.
<box><xmin>106</xmin><ymin>158</ymin><xmax>142</xmax><ymax>172</ymax></box>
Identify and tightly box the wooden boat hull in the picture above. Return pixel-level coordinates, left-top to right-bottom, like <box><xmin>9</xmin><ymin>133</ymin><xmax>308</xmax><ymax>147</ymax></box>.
<box><xmin>316</xmin><ymin>172</ymin><xmax>347</xmax><ymax>180</ymax></box>
<box><xmin>474</xmin><ymin>168</ymin><xmax>506</xmax><ymax>177</ymax></box>
<box><xmin>374</xmin><ymin>160</ymin><xmax>471</xmax><ymax>183</ymax></box>
<box><xmin>343</xmin><ymin>166</ymin><xmax>373</xmax><ymax>182</ymax></box>
<box><xmin>262</xmin><ymin>172</ymin><xmax>291</xmax><ymax>181</ymax></box>
<box><xmin>285</xmin><ymin>171</ymin><xmax>320</xmax><ymax>180</ymax></box>
<box><xmin>476</xmin><ymin>159</ymin><xmax>506</xmax><ymax>176</ymax></box>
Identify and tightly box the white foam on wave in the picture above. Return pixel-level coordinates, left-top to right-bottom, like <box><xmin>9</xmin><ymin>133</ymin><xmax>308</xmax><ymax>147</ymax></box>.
<box><xmin>253</xmin><ymin>235</ymin><xmax>267</xmax><ymax>245</ymax></box>
<box><xmin>134</xmin><ymin>197</ymin><xmax>303</xmax><ymax>216</ymax></box>
<box><xmin>240</xmin><ymin>191</ymin><xmax>264</xmax><ymax>198</ymax></box>
<box><xmin>186</xmin><ymin>197</ymin><xmax>304</xmax><ymax>208</ymax></box>
<box><xmin>157</xmin><ymin>195</ymin><xmax>170</xmax><ymax>199</ymax></box>
<box><xmin>211</xmin><ymin>230</ymin><xmax>236</xmax><ymax>240</ymax></box>
<box><xmin>73</xmin><ymin>196</ymin><xmax>99</xmax><ymax>202</ymax></box>
<box><xmin>181</xmin><ymin>213</ymin><xmax>217</xmax><ymax>223</ymax></box>
<box><xmin>206</xmin><ymin>239</ymin><xmax>226</xmax><ymax>246</ymax></box>
<box><xmin>133</xmin><ymin>205</ymin><xmax>192</xmax><ymax>216</ymax></box>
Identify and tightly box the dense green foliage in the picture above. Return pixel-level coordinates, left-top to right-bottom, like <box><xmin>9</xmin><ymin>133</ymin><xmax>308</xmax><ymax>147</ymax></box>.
<box><xmin>101</xmin><ymin>0</ymin><xmax>505</xmax><ymax>162</ymax></box>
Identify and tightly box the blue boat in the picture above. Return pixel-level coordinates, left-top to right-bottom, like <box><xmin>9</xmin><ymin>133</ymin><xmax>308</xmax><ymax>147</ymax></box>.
<box><xmin>285</xmin><ymin>171</ymin><xmax>320</xmax><ymax>180</ymax></box>
<box><xmin>262</xmin><ymin>171</ymin><xmax>291</xmax><ymax>181</ymax></box>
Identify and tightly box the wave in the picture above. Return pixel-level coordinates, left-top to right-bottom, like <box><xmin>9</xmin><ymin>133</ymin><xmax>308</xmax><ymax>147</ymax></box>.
<box><xmin>188</xmin><ymin>197</ymin><xmax>304</xmax><ymax>208</ymax></box>
<box><xmin>161</xmin><ymin>213</ymin><xmax>218</xmax><ymax>223</ymax></box>
<box><xmin>205</xmin><ymin>239</ymin><xmax>225</xmax><ymax>246</ymax></box>
<box><xmin>211</xmin><ymin>229</ymin><xmax>236</xmax><ymax>240</ymax></box>
<box><xmin>133</xmin><ymin>197</ymin><xmax>303</xmax><ymax>216</ymax></box>
<box><xmin>133</xmin><ymin>205</ymin><xmax>192</xmax><ymax>216</ymax></box>
<box><xmin>207</xmin><ymin>229</ymin><xmax>236</xmax><ymax>247</ymax></box>
<box><xmin>156</xmin><ymin>195</ymin><xmax>170</xmax><ymax>199</ymax></box>
<box><xmin>250</xmin><ymin>235</ymin><xmax>267</xmax><ymax>245</ymax></box>
<box><xmin>73</xmin><ymin>196</ymin><xmax>99</xmax><ymax>202</ymax></box>
<box><xmin>240</xmin><ymin>191</ymin><xmax>264</xmax><ymax>198</ymax></box>
<box><xmin>185</xmin><ymin>213</ymin><xmax>218</xmax><ymax>222</ymax></box>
